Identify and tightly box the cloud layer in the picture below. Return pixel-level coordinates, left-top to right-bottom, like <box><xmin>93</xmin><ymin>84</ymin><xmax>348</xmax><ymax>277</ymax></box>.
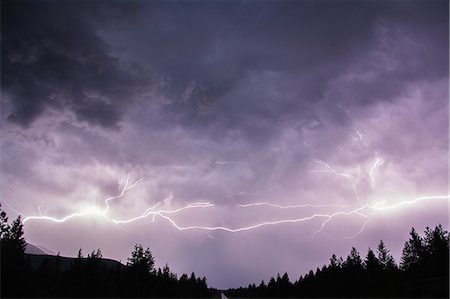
<box><xmin>1</xmin><ymin>0</ymin><xmax>448</xmax><ymax>289</ymax></box>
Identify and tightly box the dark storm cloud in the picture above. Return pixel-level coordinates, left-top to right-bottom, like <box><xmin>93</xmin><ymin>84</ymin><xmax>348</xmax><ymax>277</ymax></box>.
<box><xmin>111</xmin><ymin>1</ymin><xmax>380</xmax><ymax>123</ymax></box>
<box><xmin>3</xmin><ymin>0</ymin><xmax>447</xmax><ymax>132</ymax></box>
<box><xmin>102</xmin><ymin>0</ymin><xmax>447</xmax><ymax>140</ymax></box>
<box><xmin>1</xmin><ymin>0</ymin><xmax>144</xmax><ymax>128</ymax></box>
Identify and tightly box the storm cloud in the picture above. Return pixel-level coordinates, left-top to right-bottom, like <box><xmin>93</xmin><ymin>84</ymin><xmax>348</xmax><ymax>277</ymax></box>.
<box><xmin>1</xmin><ymin>0</ymin><xmax>448</xmax><ymax>289</ymax></box>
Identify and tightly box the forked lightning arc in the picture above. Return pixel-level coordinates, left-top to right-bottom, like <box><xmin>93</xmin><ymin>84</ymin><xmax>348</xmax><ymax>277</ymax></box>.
<box><xmin>15</xmin><ymin>173</ymin><xmax>449</xmax><ymax>238</ymax></box>
<box><xmin>5</xmin><ymin>130</ymin><xmax>449</xmax><ymax>238</ymax></box>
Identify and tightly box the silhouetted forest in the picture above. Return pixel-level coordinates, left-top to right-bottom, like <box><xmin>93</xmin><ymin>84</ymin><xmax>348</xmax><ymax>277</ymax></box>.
<box><xmin>1</xmin><ymin>203</ymin><xmax>449</xmax><ymax>298</ymax></box>
<box><xmin>226</xmin><ymin>225</ymin><xmax>449</xmax><ymax>298</ymax></box>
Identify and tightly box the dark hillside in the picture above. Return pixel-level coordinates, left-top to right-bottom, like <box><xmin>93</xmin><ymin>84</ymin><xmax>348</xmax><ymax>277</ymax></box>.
<box><xmin>26</xmin><ymin>253</ymin><xmax>124</xmax><ymax>271</ymax></box>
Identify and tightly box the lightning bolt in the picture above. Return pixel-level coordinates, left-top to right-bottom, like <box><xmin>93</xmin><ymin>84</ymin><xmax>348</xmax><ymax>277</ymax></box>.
<box><xmin>157</xmin><ymin>211</ymin><xmax>347</xmax><ymax>233</ymax></box>
<box><xmin>0</xmin><ymin>196</ymin><xmax>23</xmax><ymax>216</ymax></box>
<box><xmin>23</xmin><ymin>174</ymin><xmax>144</xmax><ymax>224</ymax></box>
<box><xmin>354</xmin><ymin>129</ymin><xmax>365</xmax><ymax>146</ymax></box>
<box><xmin>311</xmin><ymin>128</ymin><xmax>386</xmax><ymax>205</ymax></box>
<box><xmin>111</xmin><ymin>201</ymin><xmax>214</xmax><ymax>224</ymax></box>
<box><xmin>369</xmin><ymin>155</ymin><xmax>382</xmax><ymax>190</ymax></box>
<box><xmin>12</xmin><ymin>150</ymin><xmax>449</xmax><ymax>241</ymax></box>
<box><xmin>314</xmin><ymin>160</ymin><xmax>361</xmax><ymax>201</ymax></box>
<box><xmin>104</xmin><ymin>174</ymin><xmax>144</xmax><ymax>214</ymax></box>
<box><xmin>145</xmin><ymin>195</ymin><xmax>449</xmax><ymax>234</ymax></box>
<box><xmin>371</xmin><ymin>195</ymin><xmax>450</xmax><ymax>211</ymax></box>
<box><xmin>37</xmin><ymin>205</ymin><xmax>44</xmax><ymax>216</ymax></box>
<box><xmin>23</xmin><ymin>209</ymin><xmax>103</xmax><ymax>223</ymax></box>
<box><xmin>13</xmin><ymin>185</ymin><xmax>450</xmax><ymax>239</ymax></box>
<box><xmin>337</xmin><ymin>218</ymin><xmax>372</xmax><ymax>240</ymax></box>
<box><xmin>20</xmin><ymin>176</ymin><xmax>216</xmax><ymax>228</ymax></box>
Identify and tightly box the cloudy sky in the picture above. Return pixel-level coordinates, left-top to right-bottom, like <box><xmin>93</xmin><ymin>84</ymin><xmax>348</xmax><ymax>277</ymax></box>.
<box><xmin>1</xmin><ymin>0</ymin><xmax>448</xmax><ymax>289</ymax></box>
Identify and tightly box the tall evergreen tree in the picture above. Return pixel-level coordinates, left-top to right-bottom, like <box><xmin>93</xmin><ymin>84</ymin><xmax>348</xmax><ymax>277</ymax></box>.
<box><xmin>127</xmin><ymin>243</ymin><xmax>155</xmax><ymax>274</ymax></box>
<box><xmin>423</xmin><ymin>225</ymin><xmax>449</xmax><ymax>277</ymax></box>
<box><xmin>344</xmin><ymin>247</ymin><xmax>363</xmax><ymax>268</ymax></box>
<box><xmin>343</xmin><ymin>247</ymin><xmax>364</xmax><ymax>296</ymax></box>
<box><xmin>329</xmin><ymin>254</ymin><xmax>343</xmax><ymax>269</ymax></box>
<box><xmin>9</xmin><ymin>215</ymin><xmax>26</xmax><ymax>253</ymax></box>
<box><xmin>0</xmin><ymin>203</ymin><xmax>9</xmax><ymax>238</ymax></box>
<box><xmin>0</xmin><ymin>210</ymin><xmax>30</xmax><ymax>297</ymax></box>
<box><xmin>124</xmin><ymin>244</ymin><xmax>156</xmax><ymax>297</ymax></box>
<box><xmin>364</xmin><ymin>248</ymin><xmax>380</xmax><ymax>270</ymax></box>
<box><xmin>377</xmin><ymin>240</ymin><xmax>397</xmax><ymax>270</ymax></box>
<box><xmin>400</xmin><ymin>228</ymin><xmax>426</xmax><ymax>274</ymax></box>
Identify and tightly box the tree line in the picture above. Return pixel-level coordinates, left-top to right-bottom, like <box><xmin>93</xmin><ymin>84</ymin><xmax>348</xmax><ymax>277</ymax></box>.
<box><xmin>226</xmin><ymin>225</ymin><xmax>449</xmax><ymax>298</ymax></box>
<box><xmin>0</xmin><ymin>204</ymin><xmax>213</xmax><ymax>298</ymax></box>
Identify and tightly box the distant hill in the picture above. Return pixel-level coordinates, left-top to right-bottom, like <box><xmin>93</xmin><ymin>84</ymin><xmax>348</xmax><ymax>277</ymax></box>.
<box><xmin>25</xmin><ymin>243</ymin><xmax>48</xmax><ymax>255</ymax></box>
<box><xmin>26</xmin><ymin>253</ymin><xmax>124</xmax><ymax>271</ymax></box>
<box><xmin>34</xmin><ymin>243</ymin><xmax>56</xmax><ymax>255</ymax></box>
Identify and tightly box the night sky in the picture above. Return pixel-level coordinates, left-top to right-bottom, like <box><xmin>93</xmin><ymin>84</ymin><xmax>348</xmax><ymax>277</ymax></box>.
<box><xmin>1</xmin><ymin>0</ymin><xmax>448</xmax><ymax>289</ymax></box>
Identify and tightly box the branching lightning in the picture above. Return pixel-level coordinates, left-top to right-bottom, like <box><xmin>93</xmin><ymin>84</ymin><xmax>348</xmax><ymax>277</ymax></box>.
<box><xmin>12</xmin><ymin>128</ymin><xmax>449</xmax><ymax>240</ymax></box>
<box><xmin>104</xmin><ymin>174</ymin><xmax>144</xmax><ymax>214</ymax></box>
<box><xmin>369</xmin><ymin>155</ymin><xmax>382</xmax><ymax>190</ymax></box>
<box><xmin>21</xmin><ymin>177</ymin><xmax>216</xmax><ymax>227</ymax></box>
<box><xmin>314</xmin><ymin>160</ymin><xmax>361</xmax><ymax>201</ymax></box>
<box><xmin>18</xmin><ymin>176</ymin><xmax>449</xmax><ymax>238</ymax></box>
<box><xmin>354</xmin><ymin>129</ymin><xmax>365</xmax><ymax>146</ymax></box>
<box><xmin>370</xmin><ymin>195</ymin><xmax>450</xmax><ymax>211</ymax></box>
<box><xmin>149</xmin><ymin>194</ymin><xmax>449</xmax><ymax>234</ymax></box>
<box><xmin>23</xmin><ymin>209</ymin><xmax>104</xmax><ymax>223</ymax></box>
<box><xmin>23</xmin><ymin>174</ymin><xmax>145</xmax><ymax>224</ymax></box>
<box><xmin>111</xmin><ymin>201</ymin><xmax>214</xmax><ymax>224</ymax></box>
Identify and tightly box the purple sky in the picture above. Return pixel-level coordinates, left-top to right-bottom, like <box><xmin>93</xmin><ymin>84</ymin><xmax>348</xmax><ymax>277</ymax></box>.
<box><xmin>1</xmin><ymin>0</ymin><xmax>448</xmax><ymax>289</ymax></box>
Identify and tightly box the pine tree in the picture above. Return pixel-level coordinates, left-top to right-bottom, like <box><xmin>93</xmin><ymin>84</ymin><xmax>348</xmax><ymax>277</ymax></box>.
<box><xmin>343</xmin><ymin>247</ymin><xmax>364</xmax><ymax>296</ymax></box>
<box><xmin>88</xmin><ymin>248</ymin><xmax>102</xmax><ymax>259</ymax></box>
<box><xmin>377</xmin><ymin>240</ymin><xmax>397</xmax><ymax>270</ymax></box>
<box><xmin>330</xmin><ymin>254</ymin><xmax>342</xmax><ymax>268</ymax></box>
<box><xmin>127</xmin><ymin>243</ymin><xmax>155</xmax><ymax>274</ymax></box>
<box><xmin>344</xmin><ymin>247</ymin><xmax>363</xmax><ymax>269</ymax></box>
<box><xmin>364</xmin><ymin>248</ymin><xmax>380</xmax><ymax>270</ymax></box>
<box><xmin>423</xmin><ymin>225</ymin><xmax>449</xmax><ymax>277</ymax></box>
<box><xmin>400</xmin><ymin>228</ymin><xmax>425</xmax><ymax>274</ymax></box>
<box><xmin>0</xmin><ymin>204</ymin><xmax>9</xmax><ymax>239</ymax></box>
<box><xmin>0</xmin><ymin>211</ymin><xmax>29</xmax><ymax>297</ymax></box>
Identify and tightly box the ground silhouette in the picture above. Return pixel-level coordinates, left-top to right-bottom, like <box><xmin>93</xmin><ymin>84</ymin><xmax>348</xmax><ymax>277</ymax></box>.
<box><xmin>226</xmin><ymin>225</ymin><xmax>449</xmax><ymax>298</ymax></box>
